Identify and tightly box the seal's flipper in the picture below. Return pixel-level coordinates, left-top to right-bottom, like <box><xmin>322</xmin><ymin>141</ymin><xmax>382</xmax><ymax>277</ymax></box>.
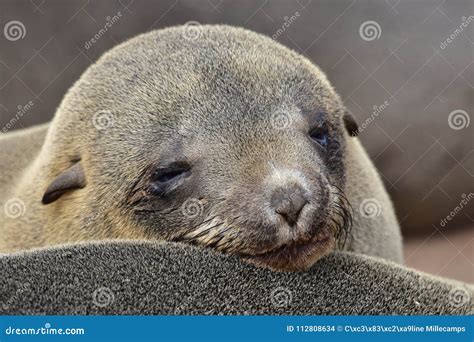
<box><xmin>42</xmin><ymin>162</ymin><xmax>86</xmax><ymax>204</ymax></box>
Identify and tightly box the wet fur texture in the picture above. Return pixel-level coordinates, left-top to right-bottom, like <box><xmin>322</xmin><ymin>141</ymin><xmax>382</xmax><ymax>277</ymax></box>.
<box><xmin>0</xmin><ymin>25</ymin><xmax>403</xmax><ymax>267</ymax></box>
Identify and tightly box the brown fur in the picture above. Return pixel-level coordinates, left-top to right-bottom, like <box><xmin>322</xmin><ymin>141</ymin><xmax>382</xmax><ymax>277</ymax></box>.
<box><xmin>0</xmin><ymin>25</ymin><xmax>403</xmax><ymax>270</ymax></box>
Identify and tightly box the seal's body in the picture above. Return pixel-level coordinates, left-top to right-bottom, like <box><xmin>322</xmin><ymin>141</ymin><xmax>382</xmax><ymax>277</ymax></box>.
<box><xmin>0</xmin><ymin>26</ymin><xmax>402</xmax><ymax>270</ymax></box>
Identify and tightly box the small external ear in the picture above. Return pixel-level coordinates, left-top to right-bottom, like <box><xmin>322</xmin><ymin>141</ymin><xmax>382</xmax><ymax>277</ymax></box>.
<box><xmin>42</xmin><ymin>162</ymin><xmax>86</xmax><ymax>204</ymax></box>
<box><xmin>343</xmin><ymin>112</ymin><xmax>359</xmax><ymax>137</ymax></box>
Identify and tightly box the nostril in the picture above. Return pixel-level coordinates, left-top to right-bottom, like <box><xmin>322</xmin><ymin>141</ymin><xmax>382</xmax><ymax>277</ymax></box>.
<box><xmin>272</xmin><ymin>187</ymin><xmax>307</xmax><ymax>225</ymax></box>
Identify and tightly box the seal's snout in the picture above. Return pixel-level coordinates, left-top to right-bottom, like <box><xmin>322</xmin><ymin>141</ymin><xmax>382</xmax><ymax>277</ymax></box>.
<box><xmin>233</xmin><ymin>165</ymin><xmax>340</xmax><ymax>271</ymax></box>
<box><xmin>271</xmin><ymin>185</ymin><xmax>307</xmax><ymax>225</ymax></box>
<box><xmin>264</xmin><ymin>166</ymin><xmax>312</xmax><ymax>228</ymax></box>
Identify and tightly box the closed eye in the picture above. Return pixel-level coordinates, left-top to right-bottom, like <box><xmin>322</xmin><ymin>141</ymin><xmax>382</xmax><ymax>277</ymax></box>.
<box><xmin>154</xmin><ymin>168</ymin><xmax>189</xmax><ymax>183</ymax></box>
<box><xmin>148</xmin><ymin>163</ymin><xmax>191</xmax><ymax>196</ymax></box>
<box><xmin>126</xmin><ymin>161</ymin><xmax>192</xmax><ymax>205</ymax></box>
<box><xmin>309</xmin><ymin>126</ymin><xmax>329</xmax><ymax>147</ymax></box>
<box><xmin>151</xmin><ymin>160</ymin><xmax>192</xmax><ymax>184</ymax></box>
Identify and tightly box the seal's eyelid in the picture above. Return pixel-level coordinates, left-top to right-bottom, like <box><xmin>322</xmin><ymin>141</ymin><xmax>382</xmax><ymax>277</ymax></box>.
<box><xmin>152</xmin><ymin>167</ymin><xmax>191</xmax><ymax>183</ymax></box>
<box><xmin>306</xmin><ymin>111</ymin><xmax>329</xmax><ymax>128</ymax></box>
<box><xmin>315</xmin><ymin>111</ymin><xmax>328</xmax><ymax>119</ymax></box>
<box><xmin>151</xmin><ymin>160</ymin><xmax>191</xmax><ymax>179</ymax></box>
<box><xmin>342</xmin><ymin>112</ymin><xmax>359</xmax><ymax>137</ymax></box>
<box><xmin>41</xmin><ymin>162</ymin><xmax>86</xmax><ymax>205</ymax></box>
<box><xmin>309</xmin><ymin>125</ymin><xmax>329</xmax><ymax>148</ymax></box>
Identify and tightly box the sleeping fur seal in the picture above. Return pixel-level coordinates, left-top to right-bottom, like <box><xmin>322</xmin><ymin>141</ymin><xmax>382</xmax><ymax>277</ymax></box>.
<box><xmin>0</xmin><ymin>25</ymin><xmax>402</xmax><ymax>271</ymax></box>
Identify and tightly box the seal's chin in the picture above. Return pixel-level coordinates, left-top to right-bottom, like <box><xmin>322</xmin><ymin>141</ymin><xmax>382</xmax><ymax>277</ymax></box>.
<box><xmin>240</xmin><ymin>227</ymin><xmax>335</xmax><ymax>272</ymax></box>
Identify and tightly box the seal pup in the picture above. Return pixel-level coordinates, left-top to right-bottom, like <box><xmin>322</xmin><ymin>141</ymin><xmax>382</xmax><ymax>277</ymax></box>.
<box><xmin>0</xmin><ymin>25</ymin><xmax>402</xmax><ymax>271</ymax></box>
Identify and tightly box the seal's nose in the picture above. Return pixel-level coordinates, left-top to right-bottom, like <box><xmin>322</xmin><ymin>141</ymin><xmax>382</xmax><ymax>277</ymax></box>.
<box><xmin>271</xmin><ymin>185</ymin><xmax>307</xmax><ymax>225</ymax></box>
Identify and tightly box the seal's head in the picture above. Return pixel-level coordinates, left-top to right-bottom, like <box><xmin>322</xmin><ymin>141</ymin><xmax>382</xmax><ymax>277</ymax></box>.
<box><xmin>42</xmin><ymin>25</ymin><xmax>358</xmax><ymax>271</ymax></box>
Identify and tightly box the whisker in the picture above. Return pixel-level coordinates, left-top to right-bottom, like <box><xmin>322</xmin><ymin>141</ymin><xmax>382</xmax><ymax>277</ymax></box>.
<box><xmin>329</xmin><ymin>183</ymin><xmax>353</xmax><ymax>249</ymax></box>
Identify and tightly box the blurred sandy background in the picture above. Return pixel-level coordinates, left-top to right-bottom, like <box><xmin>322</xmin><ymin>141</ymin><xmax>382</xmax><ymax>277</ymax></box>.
<box><xmin>0</xmin><ymin>0</ymin><xmax>472</xmax><ymax>281</ymax></box>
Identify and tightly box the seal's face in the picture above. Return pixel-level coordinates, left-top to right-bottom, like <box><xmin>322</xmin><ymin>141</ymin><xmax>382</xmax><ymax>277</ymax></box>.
<box><xmin>125</xmin><ymin>104</ymin><xmax>354</xmax><ymax>271</ymax></box>
<box><xmin>118</xmin><ymin>34</ymin><xmax>358</xmax><ymax>270</ymax></box>
<box><xmin>43</xmin><ymin>26</ymin><xmax>358</xmax><ymax>271</ymax></box>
